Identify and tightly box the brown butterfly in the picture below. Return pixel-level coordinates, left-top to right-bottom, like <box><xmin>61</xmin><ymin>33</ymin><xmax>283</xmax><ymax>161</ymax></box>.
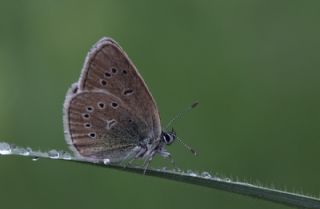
<box><xmin>63</xmin><ymin>37</ymin><xmax>178</xmax><ymax>167</ymax></box>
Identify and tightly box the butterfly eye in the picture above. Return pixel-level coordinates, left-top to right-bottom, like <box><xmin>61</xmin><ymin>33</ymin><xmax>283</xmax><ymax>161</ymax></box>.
<box><xmin>163</xmin><ymin>133</ymin><xmax>173</xmax><ymax>144</ymax></box>
<box><xmin>122</xmin><ymin>70</ymin><xmax>127</xmax><ymax>74</ymax></box>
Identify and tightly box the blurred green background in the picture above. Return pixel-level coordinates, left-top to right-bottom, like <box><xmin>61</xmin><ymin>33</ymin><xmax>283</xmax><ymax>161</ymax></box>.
<box><xmin>0</xmin><ymin>1</ymin><xmax>319</xmax><ymax>209</ymax></box>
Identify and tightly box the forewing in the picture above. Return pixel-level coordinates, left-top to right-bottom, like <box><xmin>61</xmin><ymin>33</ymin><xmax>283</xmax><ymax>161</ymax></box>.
<box><xmin>78</xmin><ymin>37</ymin><xmax>161</xmax><ymax>139</ymax></box>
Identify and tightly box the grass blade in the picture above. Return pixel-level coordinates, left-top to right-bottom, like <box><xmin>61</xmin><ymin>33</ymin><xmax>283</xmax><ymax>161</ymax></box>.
<box><xmin>0</xmin><ymin>142</ymin><xmax>319</xmax><ymax>209</ymax></box>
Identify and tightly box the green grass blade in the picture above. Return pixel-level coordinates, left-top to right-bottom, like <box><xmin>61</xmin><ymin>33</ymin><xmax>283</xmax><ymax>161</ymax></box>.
<box><xmin>1</xmin><ymin>142</ymin><xmax>319</xmax><ymax>209</ymax></box>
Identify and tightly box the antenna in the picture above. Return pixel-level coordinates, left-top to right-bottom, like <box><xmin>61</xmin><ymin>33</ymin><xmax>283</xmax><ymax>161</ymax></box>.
<box><xmin>176</xmin><ymin>136</ymin><xmax>197</xmax><ymax>156</ymax></box>
<box><xmin>165</xmin><ymin>101</ymin><xmax>199</xmax><ymax>130</ymax></box>
<box><xmin>165</xmin><ymin>101</ymin><xmax>199</xmax><ymax>156</ymax></box>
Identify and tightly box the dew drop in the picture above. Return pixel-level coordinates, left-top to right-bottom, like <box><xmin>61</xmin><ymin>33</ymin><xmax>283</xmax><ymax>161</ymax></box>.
<box><xmin>32</xmin><ymin>157</ymin><xmax>39</xmax><ymax>161</ymax></box>
<box><xmin>61</xmin><ymin>152</ymin><xmax>72</xmax><ymax>160</ymax></box>
<box><xmin>0</xmin><ymin>142</ymin><xmax>11</xmax><ymax>155</ymax></box>
<box><xmin>103</xmin><ymin>158</ymin><xmax>111</xmax><ymax>165</ymax></box>
<box><xmin>201</xmin><ymin>171</ymin><xmax>212</xmax><ymax>179</ymax></box>
<box><xmin>26</xmin><ymin>147</ymin><xmax>32</xmax><ymax>153</ymax></box>
<box><xmin>48</xmin><ymin>149</ymin><xmax>60</xmax><ymax>159</ymax></box>
<box><xmin>225</xmin><ymin>178</ymin><xmax>231</xmax><ymax>182</ymax></box>
<box><xmin>19</xmin><ymin>148</ymin><xmax>30</xmax><ymax>156</ymax></box>
<box><xmin>186</xmin><ymin>169</ymin><xmax>198</xmax><ymax>177</ymax></box>
<box><xmin>215</xmin><ymin>177</ymin><xmax>223</xmax><ymax>182</ymax></box>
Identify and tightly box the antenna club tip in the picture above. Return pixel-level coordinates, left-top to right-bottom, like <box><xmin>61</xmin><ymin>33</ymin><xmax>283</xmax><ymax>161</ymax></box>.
<box><xmin>191</xmin><ymin>101</ymin><xmax>199</xmax><ymax>109</ymax></box>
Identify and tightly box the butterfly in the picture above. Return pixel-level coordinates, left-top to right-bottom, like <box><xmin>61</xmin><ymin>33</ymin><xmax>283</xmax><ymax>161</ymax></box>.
<box><xmin>63</xmin><ymin>37</ymin><xmax>180</xmax><ymax>168</ymax></box>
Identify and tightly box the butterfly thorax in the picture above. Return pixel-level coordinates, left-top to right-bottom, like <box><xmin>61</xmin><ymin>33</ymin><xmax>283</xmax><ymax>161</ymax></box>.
<box><xmin>134</xmin><ymin>129</ymin><xmax>176</xmax><ymax>162</ymax></box>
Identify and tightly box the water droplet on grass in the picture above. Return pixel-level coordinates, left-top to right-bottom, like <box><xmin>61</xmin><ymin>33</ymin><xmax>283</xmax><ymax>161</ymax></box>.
<box><xmin>32</xmin><ymin>157</ymin><xmax>39</xmax><ymax>161</ymax></box>
<box><xmin>201</xmin><ymin>171</ymin><xmax>212</xmax><ymax>179</ymax></box>
<box><xmin>186</xmin><ymin>169</ymin><xmax>198</xmax><ymax>177</ymax></box>
<box><xmin>62</xmin><ymin>152</ymin><xmax>72</xmax><ymax>160</ymax></box>
<box><xmin>26</xmin><ymin>147</ymin><xmax>32</xmax><ymax>155</ymax></box>
<box><xmin>17</xmin><ymin>147</ymin><xmax>32</xmax><ymax>156</ymax></box>
<box><xmin>48</xmin><ymin>150</ymin><xmax>59</xmax><ymax>159</ymax></box>
<box><xmin>0</xmin><ymin>143</ymin><xmax>11</xmax><ymax>155</ymax></box>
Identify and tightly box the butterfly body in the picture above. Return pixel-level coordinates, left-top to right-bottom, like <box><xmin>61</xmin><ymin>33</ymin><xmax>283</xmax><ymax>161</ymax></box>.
<box><xmin>63</xmin><ymin>37</ymin><xmax>176</xmax><ymax>164</ymax></box>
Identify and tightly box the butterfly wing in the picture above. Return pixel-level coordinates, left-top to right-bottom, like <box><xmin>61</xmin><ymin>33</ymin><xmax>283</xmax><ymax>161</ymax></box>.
<box><xmin>64</xmin><ymin>89</ymin><xmax>152</xmax><ymax>161</ymax></box>
<box><xmin>63</xmin><ymin>37</ymin><xmax>161</xmax><ymax>161</ymax></box>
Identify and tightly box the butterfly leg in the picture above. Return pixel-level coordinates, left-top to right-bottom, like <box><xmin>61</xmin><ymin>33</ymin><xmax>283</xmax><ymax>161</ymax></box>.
<box><xmin>167</xmin><ymin>154</ymin><xmax>177</xmax><ymax>169</ymax></box>
<box><xmin>143</xmin><ymin>155</ymin><xmax>154</xmax><ymax>174</ymax></box>
<box><xmin>135</xmin><ymin>145</ymin><xmax>148</xmax><ymax>158</ymax></box>
<box><xmin>158</xmin><ymin>148</ymin><xmax>178</xmax><ymax>169</ymax></box>
<box><xmin>120</xmin><ymin>146</ymin><xmax>147</xmax><ymax>168</ymax></box>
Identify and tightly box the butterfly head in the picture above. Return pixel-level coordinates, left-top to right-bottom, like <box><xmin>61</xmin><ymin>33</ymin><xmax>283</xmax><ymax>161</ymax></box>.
<box><xmin>161</xmin><ymin>128</ymin><xmax>176</xmax><ymax>145</ymax></box>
